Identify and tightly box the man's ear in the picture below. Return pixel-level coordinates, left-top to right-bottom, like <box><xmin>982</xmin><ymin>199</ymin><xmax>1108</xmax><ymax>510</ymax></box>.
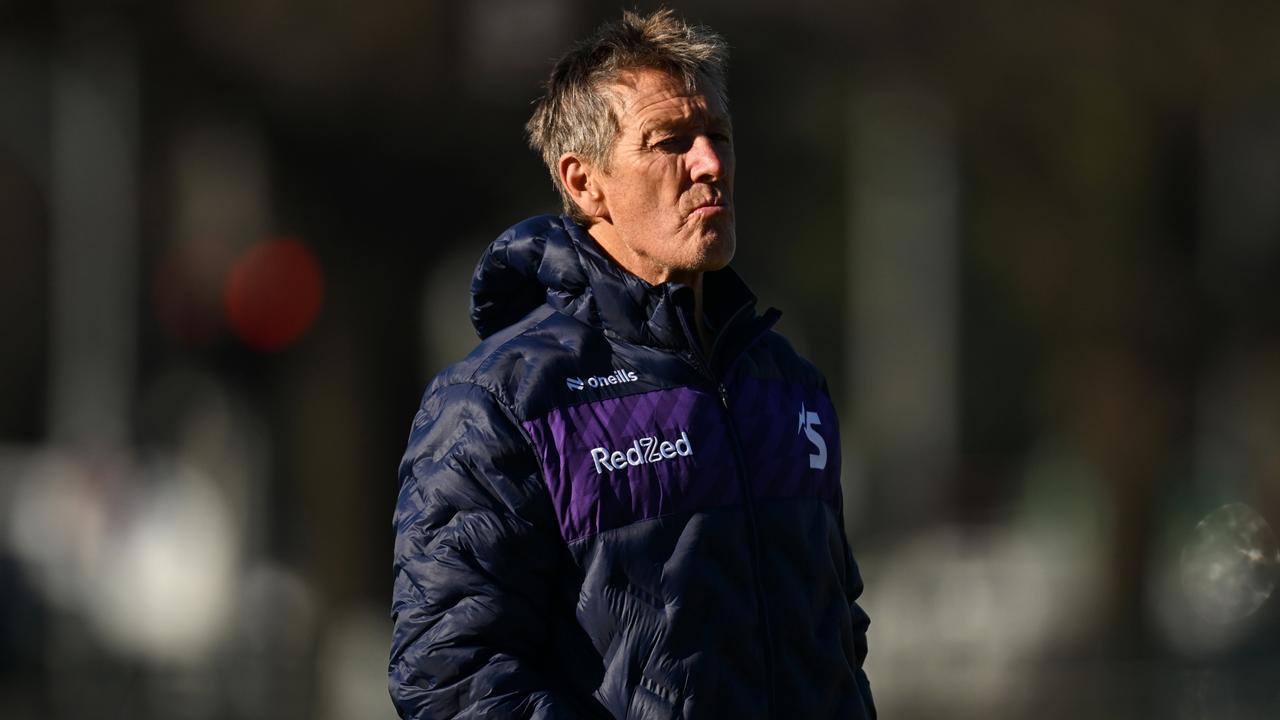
<box><xmin>559</xmin><ymin>153</ymin><xmax>608</xmax><ymax>221</ymax></box>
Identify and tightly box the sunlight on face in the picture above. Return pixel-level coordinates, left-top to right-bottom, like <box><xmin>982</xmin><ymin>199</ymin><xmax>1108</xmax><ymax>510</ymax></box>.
<box><xmin>594</xmin><ymin>68</ymin><xmax>736</xmax><ymax>286</ymax></box>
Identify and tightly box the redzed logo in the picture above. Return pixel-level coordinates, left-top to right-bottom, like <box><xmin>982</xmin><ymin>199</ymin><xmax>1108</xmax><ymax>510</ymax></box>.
<box><xmin>590</xmin><ymin>431</ymin><xmax>693</xmax><ymax>473</ymax></box>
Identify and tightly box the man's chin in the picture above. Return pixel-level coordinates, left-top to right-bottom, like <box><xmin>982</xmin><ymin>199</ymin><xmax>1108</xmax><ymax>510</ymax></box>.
<box><xmin>698</xmin><ymin>231</ymin><xmax>736</xmax><ymax>272</ymax></box>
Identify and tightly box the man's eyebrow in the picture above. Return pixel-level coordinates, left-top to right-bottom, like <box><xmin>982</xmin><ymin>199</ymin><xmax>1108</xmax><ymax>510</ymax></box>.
<box><xmin>638</xmin><ymin>117</ymin><xmax>683</xmax><ymax>141</ymax></box>
<box><xmin>640</xmin><ymin>111</ymin><xmax>732</xmax><ymax>140</ymax></box>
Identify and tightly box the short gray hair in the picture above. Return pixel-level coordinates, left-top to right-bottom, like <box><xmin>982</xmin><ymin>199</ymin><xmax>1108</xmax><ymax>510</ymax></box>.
<box><xmin>526</xmin><ymin>9</ymin><xmax>730</xmax><ymax>222</ymax></box>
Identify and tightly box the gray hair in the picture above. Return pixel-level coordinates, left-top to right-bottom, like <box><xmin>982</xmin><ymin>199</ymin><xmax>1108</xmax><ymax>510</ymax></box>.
<box><xmin>526</xmin><ymin>8</ymin><xmax>730</xmax><ymax>222</ymax></box>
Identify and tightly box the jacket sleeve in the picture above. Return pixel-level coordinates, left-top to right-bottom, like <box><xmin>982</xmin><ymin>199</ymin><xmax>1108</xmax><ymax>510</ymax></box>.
<box><xmin>389</xmin><ymin>380</ymin><xmax>579</xmax><ymax>719</ymax></box>
<box><xmin>820</xmin><ymin>372</ymin><xmax>876</xmax><ymax>719</ymax></box>
<box><xmin>844</xmin><ymin>541</ymin><xmax>877</xmax><ymax>719</ymax></box>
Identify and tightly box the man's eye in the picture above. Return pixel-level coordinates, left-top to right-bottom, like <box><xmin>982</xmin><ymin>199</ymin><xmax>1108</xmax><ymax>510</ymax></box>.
<box><xmin>653</xmin><ymin>136</ymin><xmax>691</xmax><ymax>152</ymax></box>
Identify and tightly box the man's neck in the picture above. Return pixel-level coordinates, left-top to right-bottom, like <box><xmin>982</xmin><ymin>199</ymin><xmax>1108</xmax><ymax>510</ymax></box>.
<box><xmin>588</xmin><ymin>221</ymin><xmax>711</xmax><ymax>353</ymax></box>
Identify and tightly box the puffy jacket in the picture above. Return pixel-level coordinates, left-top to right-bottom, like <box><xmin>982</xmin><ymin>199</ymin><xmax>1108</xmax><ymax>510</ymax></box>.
<box><xmin>390</xmin><ymin>214</ymin><xmax>875</xmax><ymax>719</ymax></box>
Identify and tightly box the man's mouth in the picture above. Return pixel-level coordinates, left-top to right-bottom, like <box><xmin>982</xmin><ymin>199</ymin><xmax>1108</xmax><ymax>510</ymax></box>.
<box><xmin>690</xmin><ymin>197</ymin><xmax>728</xmax><ymax>217</ymax></box>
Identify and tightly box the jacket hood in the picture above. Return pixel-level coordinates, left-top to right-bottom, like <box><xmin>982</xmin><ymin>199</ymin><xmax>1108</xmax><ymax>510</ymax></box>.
<box><xmin>470</xmin><ymin>214</ymin><xmax>762</xmax><ymax>351</ymax></box>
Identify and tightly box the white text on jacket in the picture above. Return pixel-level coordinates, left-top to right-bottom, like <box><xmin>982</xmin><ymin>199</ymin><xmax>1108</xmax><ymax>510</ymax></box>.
<box><xmin>590</xmin><ymin>431</ymin><xmax>693</xmax><ymax>473</ymax></box>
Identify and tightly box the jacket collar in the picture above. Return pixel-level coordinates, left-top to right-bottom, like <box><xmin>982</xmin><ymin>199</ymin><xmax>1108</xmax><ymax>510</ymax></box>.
<box><xmin>470</xmin><ymin>214</ymin><xmax>763</xmax><ymax>354</ymax></box>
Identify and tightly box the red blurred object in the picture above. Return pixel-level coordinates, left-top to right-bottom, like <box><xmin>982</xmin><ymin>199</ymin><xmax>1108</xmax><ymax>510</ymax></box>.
<box><xmin>224</xmin><ymin>237</ymin><xmax>324</xmax><ymax>352</ymax></box>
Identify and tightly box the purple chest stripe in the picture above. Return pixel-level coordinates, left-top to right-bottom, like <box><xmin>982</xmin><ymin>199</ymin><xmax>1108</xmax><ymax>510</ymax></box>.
<box><xmin>522</xmin><ymin>381</ymin><xmax>843</xmax><ymax>544</ymax></box>
<box><xmin>726</xmin><ymin>376</ymin><xmax>843</xmax><ymax>510</ymax></box>
<box><xmin>522</xmin><ymin>386</ymin><xmax>738</xmax><ymax>543</ymax></box>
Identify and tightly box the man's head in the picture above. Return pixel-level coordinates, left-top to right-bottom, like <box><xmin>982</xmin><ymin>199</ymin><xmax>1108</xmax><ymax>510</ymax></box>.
<box><xmin>527</xmin><ymin>9</ymin><xmax>735</xmax><ymax>286</ymax></box>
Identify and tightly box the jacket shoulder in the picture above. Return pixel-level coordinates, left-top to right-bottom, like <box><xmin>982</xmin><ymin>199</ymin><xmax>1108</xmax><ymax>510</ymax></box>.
<box><xmin>425</xmin><ymin>304</ymin><xmax>606</xmax><ymax>422</ymax></box>
<box><xmin>738</xmin><ymin>329</ymin><xmax>830</xmax><ymax>390</ymax></box>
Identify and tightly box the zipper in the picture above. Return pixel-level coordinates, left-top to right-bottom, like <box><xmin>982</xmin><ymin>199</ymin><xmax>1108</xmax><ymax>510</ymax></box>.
<box><xmin>673</xmin><ymin>296</ymin><xmax>780</xmax><ymax>719</ymax></box>
<box><xmin>717</xmin><ymin>380</ymin><xmax>777</xmax><ymax>720</ymax></box>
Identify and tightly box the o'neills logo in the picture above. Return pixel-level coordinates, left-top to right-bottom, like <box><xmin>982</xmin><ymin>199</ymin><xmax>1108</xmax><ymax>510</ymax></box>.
<box><xmin>566</xmin><ymin>369</ymin><xmax>639</xmax><ymax>391</ymax></box>
<box><xmin>590</xmin><ymin>431</ymin><xmax>693</xmax><ymax>474</ymax></box>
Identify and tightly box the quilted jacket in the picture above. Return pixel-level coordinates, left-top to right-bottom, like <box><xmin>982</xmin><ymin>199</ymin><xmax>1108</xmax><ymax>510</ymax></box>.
<box><xmin>390</xmin><ymin>214</ymin><xmax>875</xmax><ymax>719</ymax></box>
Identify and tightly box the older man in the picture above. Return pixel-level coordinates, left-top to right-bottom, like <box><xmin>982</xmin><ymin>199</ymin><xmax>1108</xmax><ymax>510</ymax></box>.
<box><xmin>390</xmin><ymin>10</ymin><xmax>874</xmax><ymax>719</ymax></box>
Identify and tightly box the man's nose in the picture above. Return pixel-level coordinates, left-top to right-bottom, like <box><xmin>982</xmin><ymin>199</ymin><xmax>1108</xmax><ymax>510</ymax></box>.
<box><xmin>688</xmin><ymin>135</ymin><xmax>725</xmax><ymax>183</ymax></box>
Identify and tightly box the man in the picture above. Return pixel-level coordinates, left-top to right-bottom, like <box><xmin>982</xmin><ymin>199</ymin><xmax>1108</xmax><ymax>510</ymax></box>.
<box><xmin>390</xmin><ymin>9</ymin><xmax>874</xmax><ymax>719</ymax></box>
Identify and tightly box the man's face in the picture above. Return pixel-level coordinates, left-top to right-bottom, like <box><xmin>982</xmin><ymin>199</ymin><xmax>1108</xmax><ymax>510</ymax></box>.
<box><xmin>592</xmin><ymin>68</ymin><xmax>736</xmax><ymax>285</ymax></box>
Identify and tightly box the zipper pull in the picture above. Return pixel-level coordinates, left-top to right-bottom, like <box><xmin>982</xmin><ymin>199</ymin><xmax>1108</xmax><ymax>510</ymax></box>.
<box><xmin>718</xmin><ymin>383</ymin><xmax>730</xmax><ymax>409</ymax></box>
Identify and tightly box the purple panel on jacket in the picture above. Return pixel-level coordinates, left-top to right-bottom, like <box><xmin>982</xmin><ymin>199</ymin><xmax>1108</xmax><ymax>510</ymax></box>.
<box><xmin>726</xmin><ymin>376</ymin><xmax>842</xmax><ymax>509</ymax></box>
<box><xmin>523</xmin><ymin>386</ymin><xmax>738</xmax><ymax>543</ymax></box>
<box><xmin>523</xmin><ymin>380</ymin><xmax>842</xmax><ymax>544</ymax></box>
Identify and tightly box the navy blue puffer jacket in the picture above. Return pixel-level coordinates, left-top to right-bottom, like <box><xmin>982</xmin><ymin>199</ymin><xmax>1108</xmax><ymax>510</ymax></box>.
<box><xmin>390</xmin><ymin>215</ymin><xmax>874</xmax><ymax>719</ymax></box>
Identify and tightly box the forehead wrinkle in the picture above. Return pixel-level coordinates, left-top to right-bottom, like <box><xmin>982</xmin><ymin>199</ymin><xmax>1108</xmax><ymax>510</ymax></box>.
<box><xmin>602</xmin><ymin>69</ymin><xmax>734</xmax><ymax>158</ymax></box>
<box><xmin>617</xmin><ymin>86</ymin><xmax>695</xmax><ymax>119</ymax></box>
<box><xmin>638</xmin><ymin>101</ymin><xmax>704</xmax><ymax>134</ymax></box>
<box><xmin>607</xmin><ymin>69</ymin><xmax>707</xmax><ymax>116</ymax></box>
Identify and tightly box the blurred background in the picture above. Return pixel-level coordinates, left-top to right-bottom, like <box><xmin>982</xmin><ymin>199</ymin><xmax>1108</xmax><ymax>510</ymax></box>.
<box><xmin>3</xmin><ymin>0</ymin><xmax>1280</xmax><ymax>718</ymax></box>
